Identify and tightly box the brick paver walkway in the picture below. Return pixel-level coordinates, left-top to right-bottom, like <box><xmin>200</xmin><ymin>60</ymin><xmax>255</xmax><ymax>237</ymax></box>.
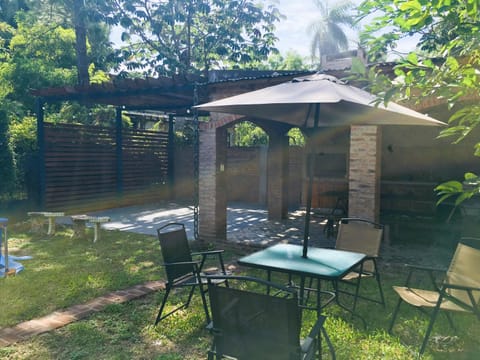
<box><xmin>0</xmin><ymin>280</ymin><xmax>165</xmax><ymax>347</ymax></box>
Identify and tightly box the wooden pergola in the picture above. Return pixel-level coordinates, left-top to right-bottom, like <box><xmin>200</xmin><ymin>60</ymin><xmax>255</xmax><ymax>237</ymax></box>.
<box><xmin>31</xmin><ymin>70</ymin><xmax>313</xmax><ymax>240</ymax></box>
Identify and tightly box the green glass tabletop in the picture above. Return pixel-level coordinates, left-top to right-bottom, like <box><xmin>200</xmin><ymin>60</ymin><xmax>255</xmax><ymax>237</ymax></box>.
<box><xmin>238</xmin><ymin>243</ymin><xmax>366</xmax><ymax>279</ymax></box>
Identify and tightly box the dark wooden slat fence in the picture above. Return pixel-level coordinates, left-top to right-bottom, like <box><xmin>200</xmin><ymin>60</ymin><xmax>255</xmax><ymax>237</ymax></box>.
<box><xmin>43</xmin><ymin>123</ymin><xmax>170</xmax><ymax>211</ymax></box>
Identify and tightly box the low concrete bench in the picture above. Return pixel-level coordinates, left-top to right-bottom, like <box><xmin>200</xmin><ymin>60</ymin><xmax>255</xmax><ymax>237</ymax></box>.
<box><xmin>27</xmin><ymin>212</ymin><xmax>65</xmax><ymax>235</ymax></box>
<box><xmin>71</xmin><ymin>215</ymin><xmax>111</xmax><ymax>242</ymax></box>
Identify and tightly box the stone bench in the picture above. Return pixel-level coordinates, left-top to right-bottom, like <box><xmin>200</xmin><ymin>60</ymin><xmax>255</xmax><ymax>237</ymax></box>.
<box><xmin>27</xmin><ymin>212</ymin><xmax>65</xmax><ymax>235</ymax></box>
<box><xmin>71</xmin><ymin>215</ymin><xmax>111</xmax><ymax>242</ymax></box>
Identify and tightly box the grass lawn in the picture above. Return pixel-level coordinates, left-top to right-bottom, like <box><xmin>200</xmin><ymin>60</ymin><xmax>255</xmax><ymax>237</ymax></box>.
<box><xmin>0</xmin><ymin>220</ymin><xmax>479</xmax><ymax>359</ymax></box>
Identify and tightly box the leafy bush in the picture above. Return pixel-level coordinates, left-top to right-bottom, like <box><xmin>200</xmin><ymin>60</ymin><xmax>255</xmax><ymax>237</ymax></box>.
<box><xmin>0</xmin><ymin>106</ymin><xmax>15</xmax><ymax>199</ymax></box>
<box><xmin>8</xmin><ymin>116</ymin><xmax>37</xmax><ymax>199</ymax></box>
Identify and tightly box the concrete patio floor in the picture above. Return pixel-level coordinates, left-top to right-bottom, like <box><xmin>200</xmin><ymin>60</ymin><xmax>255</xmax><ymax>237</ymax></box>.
<box><xmin>87</xmin><ymin>201</ymin><xmax>333</xmax><ymax>248</ymax></box>
<box><xmin>85</xmin><ymin>201</ymin><xmax>454</xmax><ymax>267</ymax></box>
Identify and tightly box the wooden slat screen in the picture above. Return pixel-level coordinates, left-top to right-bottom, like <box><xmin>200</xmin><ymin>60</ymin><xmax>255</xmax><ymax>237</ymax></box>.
<box><xmin>122</xmin><ymin>128</ymin><xmax>169</xmax><ymax>191</ymax></box>
<box><xmin>43</xmin><ymin>123</ymin><xmax>169</xmax><ymax>211</ymax></box>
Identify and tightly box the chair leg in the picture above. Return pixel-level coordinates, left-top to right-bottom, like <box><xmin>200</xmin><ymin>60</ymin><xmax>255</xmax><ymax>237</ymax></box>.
<box><xmin>155</xmin><ymin>285</ymin><xmax>197</xmax><ymax>325</ymax></box>
<box><xmin>375</xmin><ymin>271</ymin><xmax>386</xmax><ymax>308</ymax></box>
<box><xmin>444</xmin><ymin>311</ymin><xmax>456</xmax><ymax>332</ymax></box>
<box><xmin>184</xmin><ymin>284</ymin><xmax>197</xmax><ymax>308</ymax></box>
<box><xmin>351</xmin><ymin>267</ymin><xmax>363</xmax><ymax>315</ymax></box>
<box><xmin>155</xmin><ymin>287</ymin><xmax>171</xmax><ymax>325</ymax></box>
<box><xmin>317</xmin><ymin>328</ymin><xmax>322</xmax><ymax>360</ymax></box>
<box><xmin>198</xmin><ymin>282</ymin><xmax>211</xmax><ymax>324</ymax></box>
<box><xmin>371</xmin><ymin>259</ymin><xmax>386</xmax><ymax>308</ymax></box>
<box><xmin>419</xmin><ymin>305</ymin><xmax>441</xmax><ymax>355</ymax></box>
<box><xmin>388</xmin><ymin>297</ymin><xmax>403</xmax><ymax>333</ymax></box>
<box><xmin>321</xmin><ymin>327</ymin><xmax>336</xmax><ymax>360</ymax></box>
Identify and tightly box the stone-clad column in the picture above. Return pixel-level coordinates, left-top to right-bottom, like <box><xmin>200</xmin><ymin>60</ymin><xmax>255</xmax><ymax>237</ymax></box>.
<box><xmin>348</xmin><ymin>125</ymin><xmax>381</xmax><ymax>222</ymax></box>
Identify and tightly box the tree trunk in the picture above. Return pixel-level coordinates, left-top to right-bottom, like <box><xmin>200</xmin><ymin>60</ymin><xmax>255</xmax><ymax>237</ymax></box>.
<box><xmin>73</xmin><ymin>0</ymin><xmax>89</xmax><ymax>86</ymax></box>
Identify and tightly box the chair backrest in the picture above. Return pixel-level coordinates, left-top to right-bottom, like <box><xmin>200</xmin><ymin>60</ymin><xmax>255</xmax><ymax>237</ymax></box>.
<box><xmin>157</xmin><ymin>223</ymin><xmax>193</xmax><ymax>282</ymax></box>
<box><xmin>209</xmin><ymin>280</ymin><xmax>301</xmax><ymax>360</ymax></box>
<box><xmin>445</xmin><ymin>237</ymin><xmax>480</xmax><ymax>306</ymax></box>
<box><xmin>336</xmin><ymin>218</ymin><xmax>384</xmax><ymax>272</ymax></box>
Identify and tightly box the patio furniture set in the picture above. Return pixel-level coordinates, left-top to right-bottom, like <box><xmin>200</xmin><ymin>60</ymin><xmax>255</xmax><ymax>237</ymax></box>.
<box><xmin>154</xmin><ymin>220</ymin><xmax>480</xmax><ymax>359</ymax></box>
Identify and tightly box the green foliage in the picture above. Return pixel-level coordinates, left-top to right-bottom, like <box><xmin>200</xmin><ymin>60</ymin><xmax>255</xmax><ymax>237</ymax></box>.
<box><xmin>0</xmin><ymin>105</ymin><xmax>16</xmax><ymax>197</ymax></box>
<box><xmin>45</xmin><ymin>103</ymin><xmax>131</xmax><ymax>127</ymax></box>
<box><xmin>231</xmin><ymin>121</ymin><xmax>268</xmax><ymax>147</ymax></box>
<box><xmin>0</xmin><ymin>0</ymin><xmax>30</xmax><ymax>26</ymax></box>
<box><xmin>435</xmin><ymin>172</ymin><xmax>480</xmax><ymax>206</ymax></box>
<box><xmin>230</xmin><ymin>122</ymin><xmax>305</xmax><ymax>147</ymax></box>
<box><xmin>25</xmin><ymin>0</ymin><xmax>118</xmax><ymax>72</ymax></box>
<box><xmin>109</xmin><ymin>0</ymin><xmax>283</xmax><ymax>77</ymax></box>
<box><xmin>2</xmin><ymin>19</ymin><xmax>78</xmax><ymax>111</ymax></box>
<box><xmin>288</xmin><ymin>127</ymin><xmax>305</xmax><ymax>146</ymax></box>
<box><xmin>8</xmin><ymin>116</ymin><xmax>37</xmax><ymax>197</ymax></box>
<box><xmin>357</xmin><ymin>0</ymin><xmax>480</xmax><ymax>206</ymax></box>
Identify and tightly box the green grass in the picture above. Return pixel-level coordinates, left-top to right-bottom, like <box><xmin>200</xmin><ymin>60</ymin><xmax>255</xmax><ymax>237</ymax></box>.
<box><xmin>1</xmin><ymin>221</ymin><xmax>479</xmax><ymax>359</ymax></box>
<box><xmin>0</xmin><ymin>221</ymin><xmax>162</xmax><ymax>328</ymax></box>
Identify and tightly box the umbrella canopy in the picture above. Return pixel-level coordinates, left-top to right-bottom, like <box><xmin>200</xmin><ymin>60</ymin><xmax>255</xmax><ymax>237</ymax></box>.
<box><xmin>196</xmin><ymin>73</ymin><xmax>446</xmax><ymax>258</ymax></box>
<box><xmin>196</xmin><ymin>73</ymin><xmax>445</xmax><ymax>128</ymax></box>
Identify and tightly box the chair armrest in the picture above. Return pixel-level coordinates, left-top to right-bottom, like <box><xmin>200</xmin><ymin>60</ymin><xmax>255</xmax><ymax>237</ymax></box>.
<box><xmin>404</xmin><ymin>264</ymin><xmax>447</xmax><ymax>273</ymax></box>
<box><xmin>192</xmin><ymin>249</ymin><xmax>224</xmax><ymax>256</ymax></box>
<box><xmin>162</xmin><ymin>260</ymin><xmax>200</xmax><ymax>267</ymax></box>
<box><xmin>193</xmin><ymin>250</ymin><xmax>227</xmax><ymax>274</ymax></box>
<box><xmin>439</xmin><ymin>284</ymin><xmax>480</xmax><ymax>313</ymax></box>
<box><xmin>443</xmin><ymin>283</ymin><xmax>480</xmax><ymax>292</ymax></box>
<box><xmin>402</xmin><ymin>264</ymin><xmax>447</xmax><ymax>288</ymax></box>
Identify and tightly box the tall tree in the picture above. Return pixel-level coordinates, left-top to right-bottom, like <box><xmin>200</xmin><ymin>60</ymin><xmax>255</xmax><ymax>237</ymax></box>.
<box><xmin>308</xmin><ymin>0</ymin><xmax>357</xmax><ymax>69</ymax></box>
<box><xmin>27</xmin><ymin>0</ymin><xmax>116</xmax><ymax>85</ymax></box>
<box><xmin>357</xmin><ymin>0</ymin><xmax>480</xmax><ymax>206</ymax></box>
<box><xmin>110</xmin><ymin>0</ymin><xmax>282</xmax><ymax>77</ymax></box>
<box><xmin>72</xmin><ymin>0</ymin><xmax>89</xmax><ymax>85</ymax></box>
<box><xmin>2</xmin><ymin>18</ymin><xmax>78</xmax><ymax>110</ymax></box>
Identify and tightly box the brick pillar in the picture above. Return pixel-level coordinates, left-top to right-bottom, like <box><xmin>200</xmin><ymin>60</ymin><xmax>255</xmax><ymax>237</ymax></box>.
<box><xmin>348</xmin><ymin>125</ymin><xmax>382</xmax><ymax>222</ymax></box>
<box><xmin>199</xmin><ymin>123</ymin><xmax>228</xmax><ymax>243</ymax></box>
<box><xmin>267</xmin><ymin>131</ymin><xmax>289</xmax><ymax>220</ymax></box>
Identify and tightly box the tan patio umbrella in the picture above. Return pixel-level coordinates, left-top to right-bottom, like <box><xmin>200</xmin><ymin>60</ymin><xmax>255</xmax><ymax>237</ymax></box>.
<box><xmin>196</xmin><ymin>73</ymin><xmax>446</xmax><ymax>257</ymax></box>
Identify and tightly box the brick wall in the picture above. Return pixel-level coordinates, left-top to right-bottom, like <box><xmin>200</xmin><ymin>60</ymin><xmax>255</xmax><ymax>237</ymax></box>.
<box><xmin>175</xmin><ymin>145</ymin><xmax>304</xmax><ymax>207</ymax></box>
<box><xmin>227</xmin><ymin>147</ymin><xmax>262</xmax><ymax>203</ymax></box>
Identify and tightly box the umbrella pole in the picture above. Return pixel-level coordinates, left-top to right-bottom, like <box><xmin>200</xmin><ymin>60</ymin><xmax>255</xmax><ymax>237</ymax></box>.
<box><xmin>303</xmin><ymin>104</ymin><xmax>320</xmax><ymax>258</ymax></box>
<box><xmin>303</xmin><ymin>153</ymin><xmax>313</xmax><ymax>258</ymax></box>
<box><xmin>302</xmin><ymin>104</ymin><xmax>320</xmax><ymax>258</ymax></box>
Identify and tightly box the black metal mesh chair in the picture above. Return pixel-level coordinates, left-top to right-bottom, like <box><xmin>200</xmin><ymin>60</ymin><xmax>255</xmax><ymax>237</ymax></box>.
<box><xmin>155</xmin><ymin>223</ymin><xmax>228</xmax><ymax>325</ymax></box>
<box><xmin>389</xmin><ymin>237</ymin><xmax>480</xmax><ymax>355</ymax></box>
<box><xmin>206</xmin><ymin>275</ymin><xmax>335</xmax><ymax>360</ymax></box>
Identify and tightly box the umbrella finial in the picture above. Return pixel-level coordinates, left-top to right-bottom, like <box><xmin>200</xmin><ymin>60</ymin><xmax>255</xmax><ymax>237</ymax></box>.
<box><xmin>293</xmin><ymin>73</ymin><xmax>347</xmax><ymax>85</ymax></box>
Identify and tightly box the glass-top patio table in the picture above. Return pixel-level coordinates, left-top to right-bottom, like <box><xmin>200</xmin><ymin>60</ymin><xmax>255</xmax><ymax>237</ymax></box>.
<box><xmin>238</xmin><ymin>243</ymin><xmax>367</xmax><ymax>315</ymax></box>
